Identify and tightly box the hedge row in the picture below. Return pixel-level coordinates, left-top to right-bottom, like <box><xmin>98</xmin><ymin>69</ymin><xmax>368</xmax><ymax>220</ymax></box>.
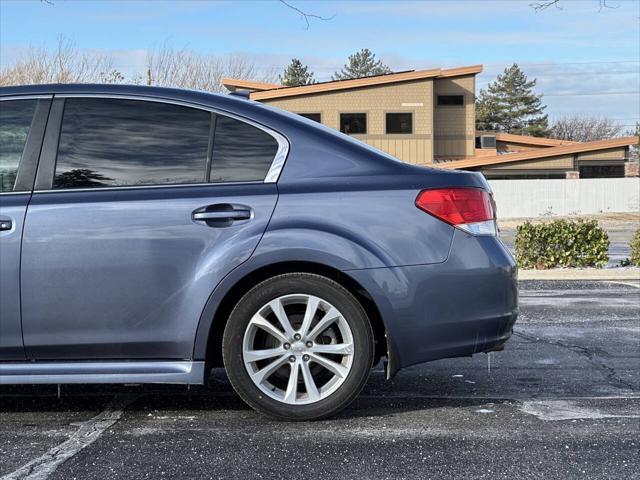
<box><xmin>514</xmin><ymin>219</ymin><xmax>609</xmax><ymax>269</ymax></box>
<box><xmin>631</xmin><ymin>229</ymin><xmax>640</xmax><ymax>266</ymax></box>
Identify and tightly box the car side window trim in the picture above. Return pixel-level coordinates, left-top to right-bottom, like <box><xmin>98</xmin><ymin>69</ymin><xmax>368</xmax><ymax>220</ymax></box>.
<box><xmin>205</xmin><ymin>112</ymin><xmax>217</xmax><ymax>183</ymax></box>
<box><xmin>34</xmin><ymin>98</ymin><xmax>65</xmax><ymax>191</ymax></box>
<box><xmin>0</xmin><ymin>95</ymin><xmax>52</xmax><ymax>194</ymax></box>
<box><xmin>32</xmin><ymin>94</ymin><xmax>289</xmax><ymax>193</ymax></box>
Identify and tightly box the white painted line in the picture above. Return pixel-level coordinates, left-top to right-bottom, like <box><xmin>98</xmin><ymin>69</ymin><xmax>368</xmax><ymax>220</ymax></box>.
<box><xmin>1</xmin><ymin>395</ymin><xmax>136</xmax><ymax>480</ymax></box>
<box><xmin>606</xmin><ymin>280</ymin><xmax>640</xmax><ymax>289</ymax></box>
<box><xmin>519</xmin><ymin>399</ymin><xmax>640</xmax><ymax>421</ymax></box>
<box><xmin>358</xmin><ymin>394</ymin><xmax>640</xmax><ymax>401</ymax></box>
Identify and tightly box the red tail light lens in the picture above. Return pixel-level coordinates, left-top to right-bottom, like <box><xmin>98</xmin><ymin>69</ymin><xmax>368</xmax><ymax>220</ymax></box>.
<box><xmin>415</xmin><ymin>188</ymin><xmax>495</xmax><ymax>233</ymax></box>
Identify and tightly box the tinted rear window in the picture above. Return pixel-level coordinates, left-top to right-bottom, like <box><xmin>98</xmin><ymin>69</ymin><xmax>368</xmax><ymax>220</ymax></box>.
<box><xmin>54</xmin><ymin>98</ymin><xmax>211</xmax><ymax>189</ymax></box>
<box><xmin>210</xmin><ymin>114</ymin><xmax>278</xmax><ymax>183</ymax></box>
<box><xmin>0</xmin><ymin>99</ymin><xmax>37</xmax><ymax>192</ymax></box>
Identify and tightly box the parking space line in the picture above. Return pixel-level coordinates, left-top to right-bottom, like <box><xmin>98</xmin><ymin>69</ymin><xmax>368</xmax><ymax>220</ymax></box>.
<box><xmin>606</xmin><ymin>280</ymin><xmax>640</xmax><ymax>289</ymax></box>
<box><xmin>1</xmin><ymin>395</ymin><xmax>137</xmax><ymax>480</ymax></box>
<box><xmin>519</xmin><ymin>399</ymin><xmax>640</xmax><ymax>421</ymax></box>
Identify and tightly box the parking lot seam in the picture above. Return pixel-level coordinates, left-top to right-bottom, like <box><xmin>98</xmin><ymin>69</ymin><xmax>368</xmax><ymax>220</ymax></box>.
<box><xmin>1</xmin><ymin>394</ymin><xmax>137</xmax><ymax>480</ymax></box>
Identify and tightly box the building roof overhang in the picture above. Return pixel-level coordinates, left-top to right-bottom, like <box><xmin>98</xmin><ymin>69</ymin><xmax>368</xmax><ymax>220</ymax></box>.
<box><xmin>477</xmin><ymin>131</ymin><xmax>579</xmax><ymax>147</ymax></box>
<box><xmin>221</xmin><ymin>79</ymin><xmax>282</xmax><ymax>92</ymax></box>
<box><xmin>222</xmin><ymin>64</ymin><xmax>483</xmax><ymax>101</ymax></box>
<box><xmin>439</xmin><ymin>136</ymin><xmax>639</xmax><ymax>170</ymax></box>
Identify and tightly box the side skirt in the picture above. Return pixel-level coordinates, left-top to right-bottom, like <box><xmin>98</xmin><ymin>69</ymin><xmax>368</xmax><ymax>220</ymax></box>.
<box><xmin>0</xmin><ymin>361</ymin><xmax>205</xmax><ymax>385</ymax></box>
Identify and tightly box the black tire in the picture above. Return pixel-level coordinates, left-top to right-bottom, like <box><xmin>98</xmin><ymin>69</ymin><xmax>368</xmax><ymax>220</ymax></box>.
<box><xmin>222</xmin><ymin>273</ymin><xmax>374</xmax><ymax>421</ymax></box>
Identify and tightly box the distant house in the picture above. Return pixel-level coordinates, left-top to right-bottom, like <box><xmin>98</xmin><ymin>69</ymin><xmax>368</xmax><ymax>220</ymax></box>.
<box><xmin>463</xmin><ymin>132</ymin><xmax>639</xmax><ymax>179</ymax></box>
<box><xmin>223</xmin><ymin>67</ymin><xmax>639</xmax><ymax>179</ymax></box>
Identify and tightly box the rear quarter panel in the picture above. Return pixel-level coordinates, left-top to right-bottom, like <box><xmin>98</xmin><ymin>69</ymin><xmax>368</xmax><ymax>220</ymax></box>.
<box><xmin>257</xmin><ymin>179</ymin><xmax>455</xmax><ymax>269</ymax></box>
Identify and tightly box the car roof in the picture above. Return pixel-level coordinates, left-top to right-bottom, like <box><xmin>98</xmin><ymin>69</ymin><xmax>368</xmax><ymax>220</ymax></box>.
<box><xmin>1</xmin><ymin>84</ymin><xmax>306</xmax><ymax>129</ymax></box>
<box><xmin>2</xmin><ymin>82</ymin><xmax>219</xmax><ymax>98</ymax></box>
<box><xmin>1</xmin><ymin>83</ymin><xmax>258</xmax><ymax>111</ymax></box>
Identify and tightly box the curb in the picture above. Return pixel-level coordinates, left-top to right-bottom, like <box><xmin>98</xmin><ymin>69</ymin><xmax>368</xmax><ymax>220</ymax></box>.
<box><xmin>519</xmin><ymin>268</ymin><xmax>640</xmax><ymax>281</ymax></box>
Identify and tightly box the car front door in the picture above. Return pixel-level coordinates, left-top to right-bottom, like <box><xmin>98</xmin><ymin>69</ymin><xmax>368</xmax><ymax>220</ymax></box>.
<box><xmin>20</xmin><ymin>95</ymin><xmax>285</xmax><ymax>360</ymax></box>
<box><xmin>0</xmin><ymin>97</ymin><xmax>49</xmax><ymax>361</ymax></box>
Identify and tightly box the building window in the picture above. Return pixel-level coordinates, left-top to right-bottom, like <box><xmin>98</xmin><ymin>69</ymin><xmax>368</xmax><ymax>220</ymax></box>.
<box><xmin>579</xmin><ymin>165</ymin><xmax>625</xmax><ymax>179</ymax></box>
<box><xmin>386</xmin><ymin>113</ymin><xmax>413</xmax><ymax>134</ymax></box>
<box><xmin>437</xmin><ymin>95</ymin><xmax>464</xmax><ymax>106</ymax></box>
<box><xmin>298</xmin><ymin>113</ymin><xmax>321</xmax><ymax>123</ymax></box>
<box><xmin>340</xmin><ymin>113</ymin><xmax>367</xmax><ymax>135</ymax></box>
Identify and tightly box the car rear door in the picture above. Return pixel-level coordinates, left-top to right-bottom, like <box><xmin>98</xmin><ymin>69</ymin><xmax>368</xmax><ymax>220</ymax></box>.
<box><xmin>20</xmin><ymin>95</ymin><xmax>286</xmax><ymax>360</ymax></box>
<box><xmin>0</xmin><ymin>96</ymin><xmax>49</xmax><ymax>361</ymax></box>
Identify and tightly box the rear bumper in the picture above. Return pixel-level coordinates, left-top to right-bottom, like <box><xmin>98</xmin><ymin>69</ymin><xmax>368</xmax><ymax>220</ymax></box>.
<box><xmin>346</xmin><ymin>229</ymin><xmax>518</xmax><ymax>372</ymax></box>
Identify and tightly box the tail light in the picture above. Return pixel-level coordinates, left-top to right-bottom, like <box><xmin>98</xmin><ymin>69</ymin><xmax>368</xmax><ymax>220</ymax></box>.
<box><xmin>415</xmin><ymin>187</ymin><xmax>497</xmax><ymax>236</ymax></box>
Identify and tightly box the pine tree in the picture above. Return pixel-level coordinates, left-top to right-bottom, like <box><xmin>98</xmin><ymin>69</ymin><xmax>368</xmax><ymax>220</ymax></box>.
<box><xmin>332</xmin><ymin>48</ymin><xmax>392</xmax><ymax>80</ymax></box>
<box><xmin>629</xmin><ymin>122</ymin><xmax>640</xmax><ymax>162</ymax></box>
<box><xmin>279</xmin><ymin>58</ymin><xmax>315</xmax><ymax>87</ymax></box>
<box><xmin>476</xmin><ymin>63</ymin><xmax>549</xmax><ymax>136</ymax></box>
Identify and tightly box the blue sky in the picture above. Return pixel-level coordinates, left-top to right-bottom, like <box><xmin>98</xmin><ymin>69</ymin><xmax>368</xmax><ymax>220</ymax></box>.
<box><xmin>1</xmin><ymin>0</ymin><xmax>638</xmax><ymax>126</ymax></box>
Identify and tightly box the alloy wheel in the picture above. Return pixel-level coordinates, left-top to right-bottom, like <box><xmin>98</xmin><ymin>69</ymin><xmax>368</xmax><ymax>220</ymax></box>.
<box><xmin>242</xmin><ymin>294</ymin><xmax>355</xmax><ymax>405</ymax></box>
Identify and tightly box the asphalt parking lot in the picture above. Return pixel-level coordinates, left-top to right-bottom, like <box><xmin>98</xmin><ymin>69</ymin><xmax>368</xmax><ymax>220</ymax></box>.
<box><xmin>1</xmin><ymin>280</ymin><xmax>639</xmax><ymax>480</ymax></box>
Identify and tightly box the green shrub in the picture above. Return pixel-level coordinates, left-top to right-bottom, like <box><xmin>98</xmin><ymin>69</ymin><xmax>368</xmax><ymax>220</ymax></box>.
<box><xmin>631</xmin><ymin>229</ymin><xmax>640</xmax><ymax>266</ymax></box>
<box><xmin>515</xmin><ymin>219</ymin><xmax>609</xmax><ymax>269</ymax></box>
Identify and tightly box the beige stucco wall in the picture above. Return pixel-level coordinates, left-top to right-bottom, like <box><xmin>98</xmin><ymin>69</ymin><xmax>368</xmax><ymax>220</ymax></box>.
<box><xmin>497</xmin><ymin>142</ymin><xmax>551</xmax><ymax>153</ymax></box>
<box><xmin>577</xmin><ymin>147</ymin><xmax>627</xmax><ymax>162</ymax></box>
<box><xmin>262</xmin><ymin>79</ymin><xmax>435</xmax><ymax>164</ymax></box>
<box><xmin>490</xmin><ymin>154</ymin><xmax>575</xmax><ymax>170</ymax></box>
<box><xmin>433</xmin><ymin>75</ymin><xmax>475</xmax><ymax>159</ymax></box>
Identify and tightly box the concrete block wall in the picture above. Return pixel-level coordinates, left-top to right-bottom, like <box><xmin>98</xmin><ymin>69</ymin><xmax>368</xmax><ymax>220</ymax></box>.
<box><xmin>487</xmin><ymin>177</ymin><xmax>640</xmax><ymax>218</ymax></box>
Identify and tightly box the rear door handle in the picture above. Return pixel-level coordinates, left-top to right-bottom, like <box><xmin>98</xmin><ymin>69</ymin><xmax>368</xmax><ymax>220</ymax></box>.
<box><xmin>193</xmin><ymin>210</ymin><xmax>251</xmax><ymax>221</ymax></box>
<box><xmin>192</xmin><ymin>204</ymin><xmax>252</xmax><ymax>227</ymax></box>
<box><xmin>0</xmin><ymin>218</ymin><xmax>12</xmax><ymax>231</ymax></box>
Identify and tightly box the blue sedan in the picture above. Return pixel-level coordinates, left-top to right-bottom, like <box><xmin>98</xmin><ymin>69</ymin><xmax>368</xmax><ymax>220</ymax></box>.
<box><xmin>0</xmin><ymin>84</ymin><xmax>517</xmax><ymax>420</ymax></box>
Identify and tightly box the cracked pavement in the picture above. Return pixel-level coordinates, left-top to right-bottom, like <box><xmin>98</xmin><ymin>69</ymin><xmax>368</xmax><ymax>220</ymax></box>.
<box><xmin>1</xmin><ymin>280</ymin><xmax>638</xmax><ymax>480</ymax></box>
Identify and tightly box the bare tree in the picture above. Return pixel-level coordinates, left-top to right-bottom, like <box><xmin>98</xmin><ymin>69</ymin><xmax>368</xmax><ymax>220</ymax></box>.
<box><xmin>549</xmin><ymin>115</ymin><xmax>625</xmax><ymax>142</ymax></box>
<box><xmin>145</xmin><ymin>46</ymin><xmax>277</xmax><ymax>93</ymax></box>
<box><xmin>278</xmin><ymin>0</ymin><xmax>335</xmax><ymax>29</ymax></box>
<box><xmin>0</xmin><ymin>36</ymin><xmax>119</xmax><ymax>86</ymax></box>
<box><xmin>628</xmin><ymin>122</ymin><xmax>640</xmax><ymax>162</ymax></box>
<box><xmin>530</xmin><ymin>0</ymin><xmax>618</xmax><ymax>12</ymax></box>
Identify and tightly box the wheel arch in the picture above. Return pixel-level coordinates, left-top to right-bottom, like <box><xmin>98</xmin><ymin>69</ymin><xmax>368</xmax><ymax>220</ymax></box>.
<box><xmin>195</xmin><ymin>260</ymin><xmax>389</xmax><ymax>375</ymax></box>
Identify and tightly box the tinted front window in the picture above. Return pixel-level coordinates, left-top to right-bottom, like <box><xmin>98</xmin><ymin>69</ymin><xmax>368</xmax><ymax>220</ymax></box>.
<box><xmin>54</xmin><ymin>98</ymin><xmax>211</xmax><ymax>189</ymax></box>
<box><xmin>0</xmin><ymin>99</ymin><xmax>36</xmax><ymax>192</ymax></box>
<box><xmin>211</xmin><ymin>115</ymin><xmax>278</xmax><ymax>183</ymax></box>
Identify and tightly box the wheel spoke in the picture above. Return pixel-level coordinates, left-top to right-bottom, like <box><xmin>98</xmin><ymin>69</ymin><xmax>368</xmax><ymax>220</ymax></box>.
<box><xmin>249</xmin><ymin>354</ymin><xmax>288</xmax><ymax>384</ymax></box>
<box><xmin>311</xmin><ymin>342</ymin><xmax>354</xmax><ymax>356</ymax></box>
<box><xmin>268</xmin><ymin>298</ymin><xmax>296</xmax><ymax>339</ymax></box>
<box><xmin>244</xmin><ymin>347</ymin><xmax>286</xmax><ymax>363</ymax></box>
<box><xmin>283</xmin><ymin>361</ymin><xmax>300</xmax><ymax>403</ymax></box>
<box><xmin>300</xmin><ymin>361</ymin><xmax>320</xmax><ymax>401</ymax></box>
<box><xmin>310</xmin><ymin>353</ymin><xmax>349</xmax><ymax>378</ymax></box>
<box><xmin>307</xmin><ymin>307</ymin><xmax>341</xmax><ymax>340</ymax></box>
<box><xmin>299</xmin><ymin>295</ymin><xmax>320</xmax><ymax>338</ymax></box>
<box><xmin>249</xmin><ymin>313</ymin><xmax>288</xmax><ymax>344</ymax></box>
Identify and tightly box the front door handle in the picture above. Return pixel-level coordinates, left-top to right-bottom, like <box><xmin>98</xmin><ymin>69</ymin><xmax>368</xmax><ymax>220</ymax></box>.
<box><xmin>0</xmin><ymin>218</ymin><xmax>12</xmax><ymax>231</ymax></box>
